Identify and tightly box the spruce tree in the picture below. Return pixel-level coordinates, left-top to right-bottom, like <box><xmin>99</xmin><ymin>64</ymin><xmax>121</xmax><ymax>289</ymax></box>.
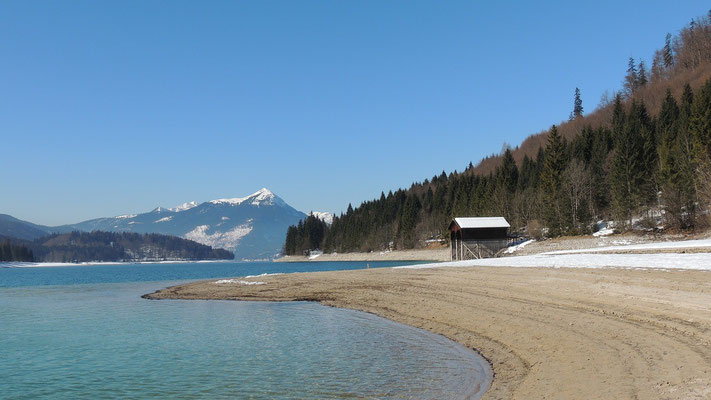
<box><xmin>573</xmin><ymin>87</ymin><xmax>584</xmax><ymax>118</ymax></box>
<box><xmin>498</xmin><ymin>148</ymin><xmax>519</xmax><ymax>193</ymax></box>
<box><xmin>611</xmin><ymin>100</ymin><xmax>645</xmax><ymax>227</ymax></box>
<box><xmin>690</xmin><ymin>79</ymin><xmax>711</xmax><ymax>164</ymax></box>
<box><xmin>637</xmin><ymin>60</ymin><xmax>648</xmax><ymax>87</ymax></box>
<box><xmin>634</xmin><ymin>100</ymin><xmax>658</xmax><ymax>205</ymax></box>
<box><xmin>663</xmin><ymin>33</ymin><xmax>674</xmax><ymax>68</ymax></box>
<box><xmin>624</xmin><ymin>57</ymin><xmax>639</xmax><ymax>95</ymax></box>
<box><xmin>611</xmin><ymin>94</ymin><xmax>625</xmax><ymax>140</ymax></box>
<box><xmin>541</xmin><ymin>125</ymin><xmax>568</xmax><ymax>236</ymax></box>
<box><xmin>657</xmin><ymin>88</ymin><xmax>698</xmax><ymax>227</ymax></box>
<box><xmin>659</xmin><ymin>89</ymin><xmax>680</xmax><ymax>186</ymax></box>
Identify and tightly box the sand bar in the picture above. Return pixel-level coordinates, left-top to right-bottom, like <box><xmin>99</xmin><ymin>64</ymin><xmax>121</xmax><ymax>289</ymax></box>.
<box><xmin>145</xmin><ymin>266</ymin><xmax>711</xmax><ymax>399</ymax></box>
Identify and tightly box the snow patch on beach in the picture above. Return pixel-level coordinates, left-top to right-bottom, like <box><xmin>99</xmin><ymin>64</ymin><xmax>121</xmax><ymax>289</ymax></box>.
<box><xmin>593</xmin><ymin>228</ymin><xmax>614</xmax><ymax>237</ymax></box>
<box><xmin>308</xmin><ymin>250</ymin><xmax>323</xmax><ymax>260</ymax></box>
<box><xmin>544</xmin><ymin>238</ymin><xmax>711</xmax><ymax>255</ymax></box>
<box><xmin>397</xmin><ymin>238</ymin><xmax>711</xmax><ymax>271</ymax></box>
<box><xmin>397</xmin><ymin>252</ymin><xmax>711</xmax><ymax>271</ymax></box>
<box><xmin>214</xmin><ymin>279</ymin><xmax>266</xmax><ymax>285</ymax></box>
<box><xmin>243</xmin><ymin>273</ymin><xmax>282</xmax><ymax>278</ymax></box>
<box><xmin>505</xmin><ymin>239</ymin><xmax>534</xmax><ymax>254</ymax></box>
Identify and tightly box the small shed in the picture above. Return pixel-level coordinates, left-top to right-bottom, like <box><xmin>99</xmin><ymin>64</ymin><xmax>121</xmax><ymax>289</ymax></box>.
<box><xmin>449</xmin><ymin>217</ymin><xmax>510</xmax><ymax>260</ymax></box>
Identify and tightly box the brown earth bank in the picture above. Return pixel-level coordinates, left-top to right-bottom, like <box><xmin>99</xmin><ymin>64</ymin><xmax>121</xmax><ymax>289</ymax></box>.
<box><xmin>145</xmin><ymin>266</ymin><xmax>711</xmax><ymax>399</ymax></box>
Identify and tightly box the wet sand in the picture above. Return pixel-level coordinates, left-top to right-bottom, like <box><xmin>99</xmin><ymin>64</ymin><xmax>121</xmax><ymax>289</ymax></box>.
<box><xmin>145</xmin><ymin>266</ymin><xmax>711</xmax><ymax>399</ymax></box>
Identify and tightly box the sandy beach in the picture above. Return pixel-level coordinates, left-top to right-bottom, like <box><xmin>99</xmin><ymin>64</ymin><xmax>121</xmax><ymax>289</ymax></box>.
<box><xmin>146</xmin><ymin>264</ymin><xmax>711</xmax><ymax>399</ymax></box>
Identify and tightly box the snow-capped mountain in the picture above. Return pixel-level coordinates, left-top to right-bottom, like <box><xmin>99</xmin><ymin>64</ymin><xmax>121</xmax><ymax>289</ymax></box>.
<box><xmin>63</xmin><ymin>188</ymin><xmax>306</xmax><ymax>260</ymax></box>
<box><xmin>169</xmin><ymin>201</ymin><xmax>199</xmax><ymax>212</ymax></box>
<box><xmin>308</xmin><ymin>211</ymin><xmax>334</xmax><ymax>225</ymax></box>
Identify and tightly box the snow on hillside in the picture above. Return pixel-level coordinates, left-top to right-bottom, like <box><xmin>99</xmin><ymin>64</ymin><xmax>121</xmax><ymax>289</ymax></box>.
<box><xmin>309</xmin><ymin>211</ymin><xmax>334</xmax><ymax>225</ymax></box>
<box><xmin>209</xmin><ymin>188</ymin><xmax>282</xmax><ymax>207</ymax></box>
<box><xmin>184</xmin><ymin>221</ymin><xmax>253</xmax><ymax>250</ymax></box>
<box><xmin>169</xmin><ymin>201</ymin><xmax>198</xmax><ymax>212</ymax></box>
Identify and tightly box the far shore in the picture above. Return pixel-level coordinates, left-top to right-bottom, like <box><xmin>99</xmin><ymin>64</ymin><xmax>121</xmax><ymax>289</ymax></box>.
<box><xmin>0</xmin><ymin>259</ymin><xmax>234</xmax><ymax>268</ymax></box>
<box><xmin>274</xmin><ymin>248</ymin><xmax>450</xmax><ymax>262</ymax></box>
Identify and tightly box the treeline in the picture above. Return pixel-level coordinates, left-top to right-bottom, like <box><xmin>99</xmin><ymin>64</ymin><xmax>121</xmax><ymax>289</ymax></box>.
<box><xmin>283</xmin><ymin>12</ymin><xmax>711</xmax><ymax>255</ymax></box>
<box><xmin>0</xmin><ymin>239</ymin><xmax>34</xmax><ymax>261</ymax></box>
<box><xmin>0</xmin><ymin>231</ymin><xmax>233</xmax><ymax>263</ymax></box>
<box><xmin>474</xmin><ymin>11</ymin><xmax>711</xmax><ymax>176</ymax></box>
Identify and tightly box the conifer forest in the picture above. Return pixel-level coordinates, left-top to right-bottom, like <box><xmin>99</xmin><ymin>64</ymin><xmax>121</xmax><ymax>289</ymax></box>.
<box><xmin>285</xmin><ymin>13</ymin><xmax>711</xmax><ymax>255</ymax></box>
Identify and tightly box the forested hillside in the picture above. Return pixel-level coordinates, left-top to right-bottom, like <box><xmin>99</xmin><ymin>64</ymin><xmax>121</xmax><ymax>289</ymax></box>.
<box><xmin>0</xmin><ymin>238</ymin><xmax>34</xmax><ymax>262</ymax></box>
<box><xmin>285</xmin><ymin>12</ymin><xmax>711</xmax><ymax>255</ymax></box>
<box><xmin>0</xmin><ymin>231</ymin><xmax>234</xmax><ymax>263</ymax></box>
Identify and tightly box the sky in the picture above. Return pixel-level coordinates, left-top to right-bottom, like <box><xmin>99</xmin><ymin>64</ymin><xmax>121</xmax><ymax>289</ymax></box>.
<box><xmin>1</xmin><ymin>1</ymin><xmax>710</xmax><ymax>226</ymax></box>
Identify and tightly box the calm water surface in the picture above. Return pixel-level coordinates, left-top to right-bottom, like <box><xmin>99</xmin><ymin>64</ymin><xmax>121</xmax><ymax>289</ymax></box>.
<box><xmin>0</xmin><ymin>261</ymin><xmax>491</xmax><ymax>399</ymax></box>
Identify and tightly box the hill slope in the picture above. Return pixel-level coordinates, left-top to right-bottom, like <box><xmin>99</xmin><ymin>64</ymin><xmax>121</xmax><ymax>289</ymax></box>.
<box><xmin>284</xmin><ymin>11</ymin><xmax>711</xmax><ymax>254</ymax></box>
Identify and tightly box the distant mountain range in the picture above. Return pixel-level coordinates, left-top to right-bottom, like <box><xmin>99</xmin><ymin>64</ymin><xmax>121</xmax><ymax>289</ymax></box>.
<box><xmin>1</xmin><ymin>189</ymin><xmax>333</xmax><ymax>260</ymax></box>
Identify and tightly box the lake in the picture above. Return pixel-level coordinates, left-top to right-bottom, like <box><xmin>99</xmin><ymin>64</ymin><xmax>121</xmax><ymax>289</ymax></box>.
<box><xmin>0</xmin><ymin>261</ymin><xmax>491</xmax><ymax>399</ymax></box>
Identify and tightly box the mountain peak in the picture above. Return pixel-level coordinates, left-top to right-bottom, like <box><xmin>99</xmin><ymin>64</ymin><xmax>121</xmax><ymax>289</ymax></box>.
<box><xmin>169</xmin><ymin>201</ymin><xmax>199</xmax><ymax>212</ymax></box>
<box><xmin>309</xmin><ymin>211</ymin><xmax>334</xmax><ymax>225</ymax></box>
<box><xmin>208</xmin><ymin>188</ymin><xmax>284</xmax><ymax>207</ymax></box>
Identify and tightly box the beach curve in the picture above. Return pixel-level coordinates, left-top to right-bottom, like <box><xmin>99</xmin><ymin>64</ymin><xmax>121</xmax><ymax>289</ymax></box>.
<box><xmin>144</xmin><ymin>266</ymin><xmax>711</xmax><ymax>399</ymax></box>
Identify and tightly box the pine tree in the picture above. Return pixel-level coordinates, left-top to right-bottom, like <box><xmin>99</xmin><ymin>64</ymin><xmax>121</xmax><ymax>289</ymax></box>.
<box><xmin>611</xmin><ymin>94</ymin><xmax>625</xmax><ymax>140</ymax></box>
<box><xmin>624</xmin><ymin>57</ymin><xmax>639</xmax><ymax>95</ymax></box>
<box><xmin>632</xmin><ymin>100</ymin><xmax>657</xmax><ymax>205</ymax></box>
<box><xmin>573</xmin><ymin>87</ymin><xmax>584</xmax><ymax>118</ymax></box>
<box><xmin>541</xmin><ymin>125</ymin><xmax>568</xmax><ymax>236</ymax></box>
<box><xmin>651</xmin><ymin>50</ymin><xmax>665</xmax><ymax>82</ymax></box>
<box><xmin>589</xmin><ymin>127</ymin><xmax>611</xmax><ymax>215</ymax></box>
<box><xmin>690</xmin><ymin>79</ymin><xmax>711</xmax><ymax>164</ymax></box>
<box><xmin>637</xmin><ymin>60</ymin><xmax>648</xmax><ymax>86</ymax></box>
<box><xmin>498</xmin><ymin>148</ymin><xmax>519</xmax><ymax>193</ymax></box>
<box><xmin>664</xmin><ymin>33</ymin><xmax>674</xmax><ymax>68</ymax></box>
<box><xmin>659</xmin><ymin>89</ymin><xmax>681</xmax><ymax>185</ymax></box>
<box><xmin>657</xmin><ymin>89</ymin><xmax>697</xmax><ymax>227</ymax></box>
<box><xmin>611</xmin><ymin>100</ymin><xmax>645</xmax><ymax>227</ymax></box>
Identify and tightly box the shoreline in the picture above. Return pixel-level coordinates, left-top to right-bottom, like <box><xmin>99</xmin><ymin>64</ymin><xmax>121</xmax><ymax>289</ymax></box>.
<box><xmin>0</xmin><ymin>259</ymin><xmax>235</xmax><ymax>268</ymax></box>
<box><xmin>144</xmin><ymin>264</ymin><xmax>711</xmax><ymax>399</ymax></box>
<box><xmin>274</xmin><ymin>248</ymin><xmax>449</xmax><ymax>262</ymax></box>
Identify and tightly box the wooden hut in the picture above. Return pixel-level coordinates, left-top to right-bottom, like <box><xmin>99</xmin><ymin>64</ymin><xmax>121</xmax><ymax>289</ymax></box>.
<box><xmin>449</xmin><ymin>217</ymin><xmax>510</xmax><ymax>260</ymax></box>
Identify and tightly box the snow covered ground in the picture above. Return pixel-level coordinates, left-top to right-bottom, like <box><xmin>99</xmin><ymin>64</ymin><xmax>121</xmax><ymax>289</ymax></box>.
<box><xmin>543</xmin><ymin>238</ymin><xmax>711</xmax><ymax>255</ymax></box>
<box><xmin>398</xmin><ymin>238</ymin><xmax>711</xmax><ymax>271</ymax></box>
<box><xmin>504</xmin><ymin>239</ymin><xmax>535</xmax><ymax>254</ymax></box>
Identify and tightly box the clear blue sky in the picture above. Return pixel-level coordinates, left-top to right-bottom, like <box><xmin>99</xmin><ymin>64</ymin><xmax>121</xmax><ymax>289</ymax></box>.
<box><xmin>1</xmin><ymin>1</ymin><xmax>709</xmax><ymax>226</ymax></box>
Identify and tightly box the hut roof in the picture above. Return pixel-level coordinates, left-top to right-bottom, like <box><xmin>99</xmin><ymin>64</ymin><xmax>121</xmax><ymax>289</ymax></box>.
<box><xmin>451</xmin><ymin>217</ymin><xmax>510</xmax><ymax>230</ymax></box>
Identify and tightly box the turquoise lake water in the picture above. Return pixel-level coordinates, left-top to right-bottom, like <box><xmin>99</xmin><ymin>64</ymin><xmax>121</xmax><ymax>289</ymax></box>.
<box><xmin>0</xmin><ymin>261</ymin><xmax>491</xmax><ymax>399</ymax></box>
